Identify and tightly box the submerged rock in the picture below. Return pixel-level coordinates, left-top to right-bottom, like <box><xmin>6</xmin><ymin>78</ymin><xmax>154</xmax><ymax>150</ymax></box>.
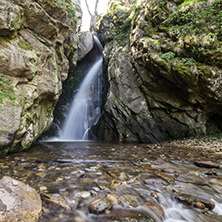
<box><xmin>174</xmin><ymin>193</ymin><xmax>215</xmax><ymax>210</ymax></box>
<box><xmin>194</xmin><ymin>160</ymin><xmax>220</xmax><ymax>169</ymax></box>
<box><xmin>142</xmin><ymin>200</ymin><xmax>165</xmax><ymax>222</ymax></box>
<box><xmin>88</xmin><ymin>195</ymin><xmax>112</xmax><ymax>214</ymax></box>
<box><xmin>0</xmin><ymin>176</ymin><xmax>42</xmax><ymax>222</ymax></box>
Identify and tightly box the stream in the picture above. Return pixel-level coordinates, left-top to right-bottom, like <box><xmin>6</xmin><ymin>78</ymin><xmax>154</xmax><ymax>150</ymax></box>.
<box><xmin>0</xmin><ymin>138</ymin><xmax>222</xmax><ymax>221</ymax></box>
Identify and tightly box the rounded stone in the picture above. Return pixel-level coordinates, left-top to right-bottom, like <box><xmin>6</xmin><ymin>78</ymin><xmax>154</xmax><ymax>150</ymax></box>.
<box><xmin>88</xmin><ymin>196</ymin><xmax>112</xmax><ymax>214</ymax></box>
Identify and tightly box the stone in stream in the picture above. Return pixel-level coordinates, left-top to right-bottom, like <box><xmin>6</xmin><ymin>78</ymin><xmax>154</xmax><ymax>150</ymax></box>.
<box><xmin>142</xmin><ymin>199</ymin><xmax>165</xmax><ymax>222</ymax></box>
<box><xmin>88</xmin><ymin>196</ymin><xmax>113</xmax><ymax>214</ymax></box>
<box><xmin>90</xmin><ymin>205</ymin><xmax>157</xmax><ymax>222</ymax></box>
<box><xmin>139</xmin><ymin>172</ymin><xmax>169</xmax><ymax>187</ymax></box>
<box><xmin>174</xmin><ymin>193</ymin><xmax>215</xmax><ymax>210</ymax></box>
<box><xmin>0</xmin><ymin>176</ymin><xmax>42</xmax><ymax>222</ymax></box>
<box><xmin>41</xmin><ymin>193</ymin><xmax>72</xmax><ymax>210</ymax></box>
<box><xmin>194</xmin><ymin>160</ymin><xmax>220</xmax><ymax>169</ymax></box>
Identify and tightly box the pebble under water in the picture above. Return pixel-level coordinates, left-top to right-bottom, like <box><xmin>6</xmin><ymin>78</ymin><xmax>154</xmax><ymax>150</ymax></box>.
<box><xmin>0</xmin><ymin>138</ymin><xmax>222</xmax><ymax>222</ymax></box>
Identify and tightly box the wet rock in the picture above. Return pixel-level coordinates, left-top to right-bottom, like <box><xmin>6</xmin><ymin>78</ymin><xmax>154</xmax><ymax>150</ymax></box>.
<box><xmin>174</xmin><ymin>193</ymin><xmax>195</xmax><ymax>206</ymax></box>
<box><xmin>81</xmin><ymin>191</ymin><xmax>91</xmax><ymax>198</ymax></box>
<box><xmin>77</xmin><ymin>31</ymin><xmax>94</xmax><ymax>61</ymax></box>
<box><xmin>107</xmin><ymin>193</ymin><xmax>119</xmax><ymax>205</ymax></box>
<box><xmin>0</xmin><ymin>176</ymin><xmax>42</xmax><ymax>222</ymax></box>
<box><xmin>41</xmin><ymin>193</ymin><xmax>72</xmax><ymax>210</ymax></box>
<box><xmin>90</xmin><ymin>205</ymin><xmax>156</xmax><ymax>222</ymax></box>
<box><xmin>88</xmin><ymin>196</ymin><xmax>112</xmax><ymax>214</ymax></box>
<box><xmin>154</xmin><ymin>171</ymin><xmax>175</xmax><ymax>183</ymax></box>
<box><xmin>141</xmin><ymin>162</ymin><xmax>151</xmax><ymax>168</ymax></box>
<box><xmin>142</xmin><ymin>199</ymin><xmax>165</xmax><ymax>221</ymax></box>
<box><xmin>139</xmin><ymin>173</ymin><xmax>169</xmax><ymax>187</ymax></box>
<box><xmin>119</xmin><ymin>194</ymin><xmax>142</xmax><ymax>208</ymax></box>
<box><xmin>194</xmin><ymin>160</ymin><xmax>220</xmax><ymax>169</ymax></box>
<box><xmin>174</xmin><ymin>193</ymin><xmax>215</xmax><ymax>210</ymax></box>
<box><xmin>193</xmin><ymin>201</ymin><xmax>205</xmax><ymax>209</ymax></box>
<box><xmin>195</xmin><ymin>197</ymin><xmax>215</xmax><ymax>210</ymax></box>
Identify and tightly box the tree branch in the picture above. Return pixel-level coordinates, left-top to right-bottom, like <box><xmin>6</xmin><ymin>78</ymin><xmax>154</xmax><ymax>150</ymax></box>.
<box><xmin>94</xmin><ymin>0</ymin><xmax>99</xmax><ymax>16</ymax></box>
<box><xmin>85</xmin><ymin>0</ymin><xmax>93</xmax><ymax>17</ymax></box>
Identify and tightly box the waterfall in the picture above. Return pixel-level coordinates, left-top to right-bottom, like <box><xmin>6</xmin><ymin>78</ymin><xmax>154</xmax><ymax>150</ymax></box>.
<box><xmin>59</xmin><ymin>55</ymin><xmax>103</xmax><ymax>141</ymax></box>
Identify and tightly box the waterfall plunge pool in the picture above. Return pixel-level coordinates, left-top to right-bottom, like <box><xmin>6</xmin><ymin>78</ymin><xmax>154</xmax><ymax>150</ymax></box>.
<box><xmin>1</xmin><ymin>139</ymin><xmax>222</xmax><ymax>222</ymax></box>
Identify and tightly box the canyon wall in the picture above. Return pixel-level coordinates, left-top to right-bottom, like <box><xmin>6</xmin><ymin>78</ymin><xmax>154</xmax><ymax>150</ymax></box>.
<box><xmin>0</xmin><ymin>0</ymin><xmax>82</xmax><ymax>156</ymax></box>
<box><xmin>98</xmin><ymin>0</ymin><xmax>222</xmax><ymax>142</ymax></box>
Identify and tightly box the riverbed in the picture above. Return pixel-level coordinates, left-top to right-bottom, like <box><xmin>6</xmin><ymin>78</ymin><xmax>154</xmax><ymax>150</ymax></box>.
<box><xmin>1</xmin><ymin>136</ymin><xmax>222</xmax><ymax>222</ymax></box>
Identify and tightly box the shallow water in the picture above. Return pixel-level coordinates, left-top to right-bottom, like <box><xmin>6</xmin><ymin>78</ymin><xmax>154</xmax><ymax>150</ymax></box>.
<box><xmin>1</xmin><ymin>141</ymin><xmax>222</xmax><ymax>222</ymax></box>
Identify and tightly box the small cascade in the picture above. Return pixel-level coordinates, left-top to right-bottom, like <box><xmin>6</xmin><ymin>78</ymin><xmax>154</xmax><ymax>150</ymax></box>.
<box><xmin>59</xmin><ymin>56</ymin><xmax>103</xmax><ymax>141</ymax></box>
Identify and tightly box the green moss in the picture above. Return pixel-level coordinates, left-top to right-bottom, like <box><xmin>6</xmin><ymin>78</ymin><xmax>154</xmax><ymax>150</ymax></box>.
<box><xmin>178</xmin><ymin>0</ymin><xmax>205</xmax><ymax>10</ymax></box>
<box><xmin>0</xmin><ymin>76</ymin><xmax>12</xmax><ymax>85</ymax></box>
<box><xmin>19</xmin><ymin>40</ymin><xmax>33</xmax><ymax>50</ymax></box>
<box><xmin>0</xmin><ymin>76</ymin><xmax>17</xmax><ymax>104</ymax></box>
<box><xmin>173</xmin><ymin>62</ymin><xmax>193</xmax><ymax>80</ymax></box>
<box><xmin>157</xmin><ymin>58</ymin><xmax>171</xmax><ymax>71</ymax></box>
<box><xmin>9</xmin><ymin>93</ymin><xmax>15</xmax><ymax>100</ymax></box>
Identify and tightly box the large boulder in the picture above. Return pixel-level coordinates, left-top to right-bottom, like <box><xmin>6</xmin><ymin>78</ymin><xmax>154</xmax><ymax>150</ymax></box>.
<box><xmin>0</xmin><ymin>176</ymin><xmax>42</xmax><ymax>222</ymax></box>
<box><xmin>77</xmin><ymin>31</ymin><xmax>94</xmax><ymax>61</ymax></box>
<box><xmin>0</xmin><ymin>0</ymin><xmax>82</xmax><ymax>156</ymax></box>
<box><xmin>98</xmin><ymin>0</ymin><xmax>222</xmax><ymax>142</ymax></box>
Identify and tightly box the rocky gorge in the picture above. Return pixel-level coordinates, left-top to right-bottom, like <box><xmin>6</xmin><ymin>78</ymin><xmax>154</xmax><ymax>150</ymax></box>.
<box><xmin>97</xmin><ymin>0</ymin><xmax>222</xmax><ymax>143</ymax></box>
<box><xmin>0</xmin><ymin>0</ymin><xmax>222</xmax><ymax>221</ymax></box>
<box><xmin>1</xmin><ymin>0</ymin><xmax>222</xmax><ymax>153</ymax></box>
<box><xmin>0</xmin><ymin>0</ymin><xmax>83</xmax><ymax>156</ymax></box>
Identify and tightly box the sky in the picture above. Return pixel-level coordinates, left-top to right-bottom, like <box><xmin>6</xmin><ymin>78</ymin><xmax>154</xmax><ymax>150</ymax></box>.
<box><xmin>80</xmin><ymin>0</ymin><xmax>108</xmax><ymax>31</ymax></box>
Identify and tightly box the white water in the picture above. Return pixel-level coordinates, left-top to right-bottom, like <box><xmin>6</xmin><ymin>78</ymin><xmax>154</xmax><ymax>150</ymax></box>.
<box><xmin>161</xmin><ymin>195</ymin><xmax>222</xmax><ymax>222</ymax></box>
<box><xmin>59</xmin><ymin>57</ymin><xmax>103</xmax><ymax>141</ymax></box>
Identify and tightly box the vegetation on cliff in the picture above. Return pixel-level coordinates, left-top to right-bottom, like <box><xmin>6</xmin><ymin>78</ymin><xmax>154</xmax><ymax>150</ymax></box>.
<box><xmin>98</xmin><ymin>0</ymin><xmax>222</xmax><ymax>142</ymax></box>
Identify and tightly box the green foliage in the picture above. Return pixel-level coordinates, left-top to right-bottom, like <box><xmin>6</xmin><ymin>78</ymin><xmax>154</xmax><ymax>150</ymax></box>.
<box><xmin>181</xmin><ymin>57</ymin><xmax>197</xmax><ymax>66</ymax></box>
<box><xmin>161</xmin><ymin>52</ymin><xmax>175</xmax><ymax>60</ymax></box>
<box><xmin>115</xmin><ymin>33</ymin><xmax>128</xmax><ymax>43</ymax></box>
<box><xmin>0</xmin><ymin>76</ymin><xmax>16</xmax><ymax>103</ymax></box>
<box><xmin>0</xmin><ymin>90</ymin><xmax>7</xmax><ymax>103</ymax></box>
<box><xmin>207</xmin><ymin>131</ymin><xmax>222</xmax><ymax>138</ymax></box>
<box><xmin>109</xmin><ymin>6</ymin><xmax>132</xmax><ymax>46</ymax></box>
<box><xmin>122</xmin><ymin>18</ymin><xmax>132</xmax><ymax>31</ymax></box>
<box><xmin>178</xmin><ymin>0</ymin><xmax>205</xmax><ymax>9</ymax></box>
<box><xmin>0</xmin><ymin>91</ymin><xmax>15</xmax><ymax>103</ymax></box>
<box><xmin>9</xmin><ymin>93</ymin><xmax>15</xmax><ymax>100</ymax></box>
<box><xmin>0</xmin><ymin>76</ymin><xmax>12</xmax><ymax>85</ymax></box>
<box><xmin>166</xmin><ymin>0</ymin><xmax>222</xmax><ymax>38</ymax></box>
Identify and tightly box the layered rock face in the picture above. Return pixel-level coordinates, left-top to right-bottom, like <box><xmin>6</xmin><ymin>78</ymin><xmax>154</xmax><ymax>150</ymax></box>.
<box><xmin>98</xmin><ymin>0</ymin><xmax>222</xmax><ymax>142</ymax></box>
<box><xmin>0</xmin><ymin>0</ymin><xmax>81</xmax><ymax>156</ymax></box>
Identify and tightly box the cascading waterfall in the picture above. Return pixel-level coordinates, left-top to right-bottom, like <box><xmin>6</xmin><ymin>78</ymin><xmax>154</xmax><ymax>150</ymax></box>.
<box><xmin>59</xmin><ymin>56</ymin><xmax>103</xmax><ymax>141</ymax></box>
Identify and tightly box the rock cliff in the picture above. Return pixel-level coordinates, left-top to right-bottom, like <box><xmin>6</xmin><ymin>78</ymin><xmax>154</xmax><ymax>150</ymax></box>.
<box><xmin>0</xmin><ymin>0</ymin><xmax>82</xmax><ymax>156</ymax></box>
<box><xmin>98</xmin><ymin>0</ymin><xmax>222</xmax><ymax>142</ymax></box>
